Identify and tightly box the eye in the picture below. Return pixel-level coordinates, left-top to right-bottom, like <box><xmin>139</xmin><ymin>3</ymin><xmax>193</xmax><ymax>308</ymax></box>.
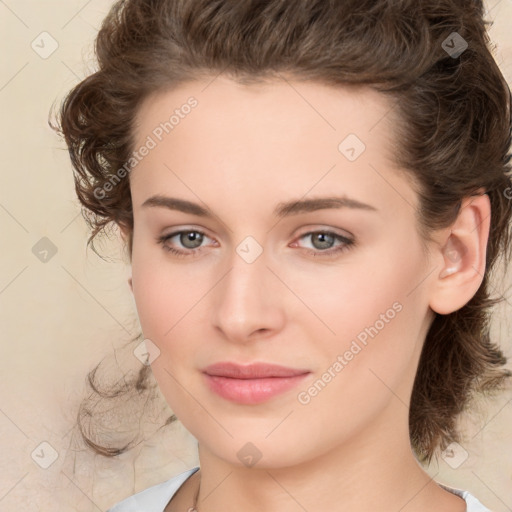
<box><xmin>156</xmin><ymin>228</ymin><xmax>355</xmax><ymax>259</ymax></box>
<box><xmin>157</xmin><ymin>229</ymin><xmax>214</xmax><ymax>257</ymax></box>
<box><xmin>292</xmin><ymin>230</ymin><xmax>355</xmax><ymax>257</ymax></box>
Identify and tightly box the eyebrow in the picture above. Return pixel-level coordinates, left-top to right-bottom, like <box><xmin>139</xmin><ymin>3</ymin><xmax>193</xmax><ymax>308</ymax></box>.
<box><xmin>141</xmin><ymin>194</ymin><xmax>377</xmax><ymax>218</ymax></box>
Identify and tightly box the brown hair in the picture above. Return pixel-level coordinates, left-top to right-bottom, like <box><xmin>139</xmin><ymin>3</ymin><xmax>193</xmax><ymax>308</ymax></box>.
<box><xmin>53</xmin><ymin>0</ymin><xmax>512</xmax><ymax>463</ymax></box>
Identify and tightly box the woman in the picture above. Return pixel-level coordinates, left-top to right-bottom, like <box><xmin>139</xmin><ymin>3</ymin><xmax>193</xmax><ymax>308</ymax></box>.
<box><xmin>54</xmin><ymin>0</ymin><xmax>512</xmax><ymax>510</ymax></box>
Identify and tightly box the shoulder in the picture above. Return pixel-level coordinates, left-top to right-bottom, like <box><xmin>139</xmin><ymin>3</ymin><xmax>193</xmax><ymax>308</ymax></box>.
<box><xmin>438</xmin><ymin>483</ymin><xmax>493</xmax><ymax>512</ymax></box>
<box><xmin>106</xmin><ymin>466</ymin><xmax>200</xmax><ymax>512</ymax></box>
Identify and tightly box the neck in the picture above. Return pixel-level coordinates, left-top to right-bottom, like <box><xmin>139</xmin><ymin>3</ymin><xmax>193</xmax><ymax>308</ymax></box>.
<box><xmin>192</xmin><ymin>402</ymin><xmax>455</xmax><ymax>512</ymax></box>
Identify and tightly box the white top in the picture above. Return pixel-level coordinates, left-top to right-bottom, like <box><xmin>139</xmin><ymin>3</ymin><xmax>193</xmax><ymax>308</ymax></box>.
<box><xmin>107</xmin><ymin>466</ymin><xmax>491</xmax><ymax>512</ymax></box>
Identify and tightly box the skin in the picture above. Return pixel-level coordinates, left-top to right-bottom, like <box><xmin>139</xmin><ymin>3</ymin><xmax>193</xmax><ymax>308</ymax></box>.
<box><xmin>122</xmin><ymin>74</ymin><xmax>490</xmax><ymax>512</ymax></box>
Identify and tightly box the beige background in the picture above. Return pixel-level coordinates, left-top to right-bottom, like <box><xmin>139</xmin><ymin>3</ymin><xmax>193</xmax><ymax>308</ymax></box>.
<box><xmin>0</xmin><ymin>1</ymin><xmax>511</xmax><ymax>510</ymax></box>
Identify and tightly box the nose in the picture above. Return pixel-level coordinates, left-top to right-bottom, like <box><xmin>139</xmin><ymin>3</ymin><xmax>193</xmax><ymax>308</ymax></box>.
<box><xmin>211</xmin><ymin>247</ymin><xmax>286</xmax><ymax>344</ymax></box>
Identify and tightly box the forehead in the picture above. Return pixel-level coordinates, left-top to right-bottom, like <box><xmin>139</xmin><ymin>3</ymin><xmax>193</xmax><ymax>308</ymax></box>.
<box><xmin>129</xmin><ymin>74</ymin><xmax>416</xmax><ymax>218</ymax></box>
<box><xmin>133</xmin><ymin>74</ymin><xmax>397</xmax><ymax>149</ymax></box>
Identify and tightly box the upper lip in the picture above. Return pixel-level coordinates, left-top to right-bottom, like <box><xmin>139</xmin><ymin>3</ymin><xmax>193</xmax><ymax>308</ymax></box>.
<box><xmin>203</xmin><ymin>362</ymin><xmax>310</xmax><ymax>379</ymax></box>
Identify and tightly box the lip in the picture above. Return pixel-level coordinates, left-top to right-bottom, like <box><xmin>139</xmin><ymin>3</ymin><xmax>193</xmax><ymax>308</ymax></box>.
<box><xmin>202</xmin><ymin>362</ymin><xmax>311</xmax><ymax>404</ymax></box>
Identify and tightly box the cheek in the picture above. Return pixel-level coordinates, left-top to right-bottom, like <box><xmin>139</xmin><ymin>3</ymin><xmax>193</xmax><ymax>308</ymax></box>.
<box><xmin>287</xmin><ymin>238</ymin><xmax>424</xmax><ymax>346</ymax></box>
<box><xmin>293</xmin><ymin>240</ymin><xmax>427</xmax><ymax>392</ymax></box>
<box><xmin>130</xmin><ymin>253</ymin><xmax>206</xmax><ymax>411</ymax></box>
<box><xmin>130</xmin><ymin>237</ymin><xmax>204</xmax><ymax>339</ymax></box>
<box><xmin>294</xmin><ymin>294</ymin><xmax>422</xmax><ymax>439</ymax></box>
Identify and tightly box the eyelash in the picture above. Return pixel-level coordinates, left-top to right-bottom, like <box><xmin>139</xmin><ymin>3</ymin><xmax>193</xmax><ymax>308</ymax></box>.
<box><xmin>156</xmin><ymin>229</ymin><xmax>355</xmax><ymax>259</ymax></box>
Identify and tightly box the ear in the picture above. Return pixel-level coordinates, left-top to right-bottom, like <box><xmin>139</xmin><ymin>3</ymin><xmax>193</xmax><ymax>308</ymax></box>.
<box><xmin>428</xmin><ymin>191</ymin><xmax>490</xmax><ymax>315</ymax></box>
<box><xmin>118</xmin><ymin>223</ymin><xmax>133</xmax><ymax>293</ymax></box>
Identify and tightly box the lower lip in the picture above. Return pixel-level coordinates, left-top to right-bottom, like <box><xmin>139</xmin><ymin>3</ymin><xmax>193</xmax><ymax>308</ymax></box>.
<box><xmin>203</xmin><ymin>373</ymin><xmax>310</xmax><ymax>404</ymax></box>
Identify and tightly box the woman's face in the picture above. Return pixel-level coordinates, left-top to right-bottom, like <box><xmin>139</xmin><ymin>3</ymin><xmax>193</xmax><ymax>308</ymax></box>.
<box><xmin>127</xmin><ymin>75</ymin><xmax>437</xmax><ymax>468</ymax></box>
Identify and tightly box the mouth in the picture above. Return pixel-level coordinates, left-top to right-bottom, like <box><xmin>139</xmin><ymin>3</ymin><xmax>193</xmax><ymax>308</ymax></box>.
<box><xmin>202</xmin><ymin>362</ymin><xmax>311</xmax><ymax>404</ymax></box>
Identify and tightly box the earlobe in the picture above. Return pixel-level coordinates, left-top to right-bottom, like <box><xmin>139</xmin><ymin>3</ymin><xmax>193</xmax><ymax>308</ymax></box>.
<box><xmin>429</xmin><ymin>193</ymin><xmax>490</xmax><ymax>315</ymax></box>
<box><xmin>119</xmin><ymin>223</ymin><xmax>130</xmax><ymax>244</ymax></box>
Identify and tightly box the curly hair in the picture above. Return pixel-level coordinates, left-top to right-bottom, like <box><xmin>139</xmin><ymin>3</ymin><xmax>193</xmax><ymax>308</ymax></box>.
<box><xmin>52</xmin><ymin>0</ymin><xmax>512</xmax><ymax>463</ymax></box>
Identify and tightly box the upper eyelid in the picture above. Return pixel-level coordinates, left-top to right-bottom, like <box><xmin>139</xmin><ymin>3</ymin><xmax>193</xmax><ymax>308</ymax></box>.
<box><xmin>163</xmin><ymin>228</ymin><xmax>214</xmax><ymax>241</ymax></box>
<box><xmin>162</xmin><ymin>223</ymin><xmax>352</xmax><ymax>237</ymax></box>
